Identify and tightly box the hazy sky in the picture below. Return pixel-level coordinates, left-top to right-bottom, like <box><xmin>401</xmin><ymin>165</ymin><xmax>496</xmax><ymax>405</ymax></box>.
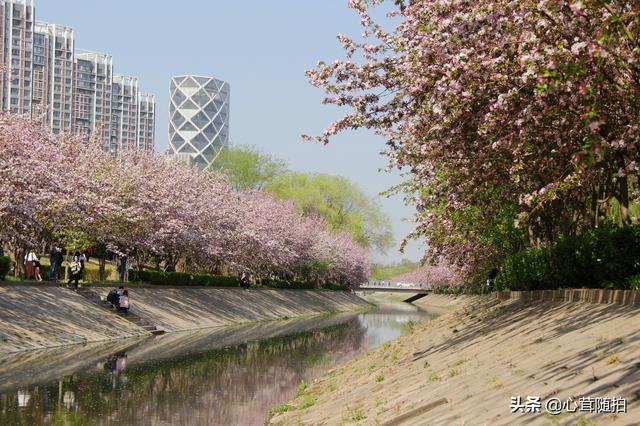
<box><xmin>38</xmin><ymin>0</ymin><xmax>424</xmax><ymax>263</ymax></box>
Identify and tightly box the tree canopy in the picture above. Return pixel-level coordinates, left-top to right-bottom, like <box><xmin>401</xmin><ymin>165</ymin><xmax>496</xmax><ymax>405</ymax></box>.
<box><xmin>304</xmin><ymin>0</ymin><xmax>640</xmax><ymax>282</ymax></box>
<box><xmin>370</xmin><ymin>259</ymin><xmax>418</xmax><ymax>281</ymax></box>
<box><xmin>214</xmin><ymin>145</ymin><xmax>287</xmax><ymax>191</ymax></box>
<box><xmin>212</xmin><ymin>145</ymin><xmax>394</xmax><ymax>254</ymax></box>
<box><xmin>265</xmin><ymin>172</ymin><xmax>393</xmax><ymax>252</ymax></box>
<box><xmin>0</xmin><ymin>114</ymin><xmax>369</xmax><ymax>285</ymax></box>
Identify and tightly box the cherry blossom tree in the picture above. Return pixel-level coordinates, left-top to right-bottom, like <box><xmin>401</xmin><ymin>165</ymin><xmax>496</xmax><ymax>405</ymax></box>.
<box><xmin>304</xmin><ymin>0</ymin><xmax>640</xmax><ymax>282</ymax></box>
<box><xmin>0</xmin><ymin>112</ymin><xmax>369</xmax><ymax>284</ymax></box>
<box><xmin>0</xmin><ymin>113</ymin><xmax>100</xmax><ymax>273</ymax></box>
<box><xmin>390</xmin><ymin>262</ymin><xmax>461</xmax><ymax>290</ymax></box>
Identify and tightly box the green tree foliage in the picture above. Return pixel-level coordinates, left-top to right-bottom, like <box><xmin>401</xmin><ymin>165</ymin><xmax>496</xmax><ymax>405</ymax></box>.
<box><xmin>370</xmin><ymin>259</ymin><xmax>418</xmax><ymax>281</ymax></box>
<box><xmin>213</xmin><ymin>145</ymin><xmax>287</xmax><ymax>191</ymax></box>
<box><xmin>0</xmin><ymin>256</ymin><xmax>11</xmax><ymax>280</ymax></box>
<box><xmin>265</xmin><ymin>172</ymin><xmax>393</xmax><ymax>252</ymax></box>
<box><xmin>494</xmin><ymin>225</ymin><xmax>640</xmax><ymax>291</ymax></box>
<box><xmin>54</xmin><ymin>229</ymin><xmax>93</xmax><ymax>255</ymax></box>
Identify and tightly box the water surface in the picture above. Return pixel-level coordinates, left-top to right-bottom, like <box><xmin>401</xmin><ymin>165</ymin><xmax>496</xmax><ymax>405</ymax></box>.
<box><xmin>0</xmin><ymin>301</ymin><xmax>439</xmax><ymax>425</ymax></box>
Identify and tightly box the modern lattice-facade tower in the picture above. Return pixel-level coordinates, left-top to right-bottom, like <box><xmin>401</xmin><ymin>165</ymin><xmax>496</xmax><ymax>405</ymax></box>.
<box><xmin>167</xmin><ymin>75</ymin><xmax>230</xmax><ymax>169</ymax></box>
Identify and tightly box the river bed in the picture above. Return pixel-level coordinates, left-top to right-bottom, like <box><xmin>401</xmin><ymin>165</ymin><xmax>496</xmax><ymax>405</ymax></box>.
<box><xmin>0</xmin><ymin>300</ymin><xmax>440</xmax><ymax>425</ymax></box>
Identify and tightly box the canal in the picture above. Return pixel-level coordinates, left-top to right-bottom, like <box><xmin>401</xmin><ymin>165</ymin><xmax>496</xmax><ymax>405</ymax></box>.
<box><xmin>0</xmin><ymin>300</ymin><xmax>441</xmax><ymax>425</ymax></box>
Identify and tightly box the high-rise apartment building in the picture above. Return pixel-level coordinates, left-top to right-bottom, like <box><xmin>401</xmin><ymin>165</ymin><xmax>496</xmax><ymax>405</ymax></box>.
<box><xmin>33</xmin><ymin>21</ymin><xmax>73</xmax><ymax>133</ymax></box>
<box><xmin>73</xmin><ymin>50</ymin><xmax>112</xmax><ymax>149</ymax></box>
<box><xmin>110</xmin><ymin>74</ymin><xmax>138</xmax><ymax>155</ymax></box>
<box><xmin>137</xmin><ymin>92</ymin><xmax>155</xmax><ymax>151</ymax></box>
<box><xmin>0</xmin><ymin>0</ymin><xmax>155</xmax><ymax>153</ymax></box>
<box><xmin>31</xmin><ymin>20</ymin><xmax>47</xmax><ymax>111</ymax></box>
<box><xmin>0</xmin><ymin>0</ymin><xmax>34</xmax><ymax>114</ymax></box>
<box><xmin>167</xmin><ymin>75</ymin><xmax>230</xmax><ymax>169</ymax></box>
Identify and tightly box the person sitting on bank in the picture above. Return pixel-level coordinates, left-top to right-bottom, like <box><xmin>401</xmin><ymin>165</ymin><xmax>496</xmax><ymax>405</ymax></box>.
<box><xmin>106</xmin><ymin>288</ymin><xmax>120</xmax><ymax>309</ymax></box>
<box><xmin>117</xmin><ymin>286</ymin><xmax>130</xmax><ymax>313</ymax></box>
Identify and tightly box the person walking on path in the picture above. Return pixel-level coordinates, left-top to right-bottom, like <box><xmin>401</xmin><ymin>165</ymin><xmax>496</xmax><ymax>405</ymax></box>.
<box><xmin>54</xmin><ymin>248</ymin><xmax>63</xmax><ymax>282</ymax></box>
<box><xmin>79</xmin><ymin>251</ymin><xmax>86</xmax><ymax>271</ymax></box>
<box><xmin>117</xmin><ymin>256</ymin><xmax>128</xmax><ymax>282</ymax></box>
<box><xmin>49</xmin><ymin>246</ymin><xmax>62</xmax><ymax>282</ymax></box>
<box><xmin>67</xmin><ymin>252</ymin><xmax>84</xmax><ymax>289</ymax></box>
<box><xmin>25</xmin><ymin>251</ymin><xmax>42</xmax><ymax>281</ymax></box>
<box><xmin>33</xmin><ymin>254</ymin><xmax>42</xmax><ymax>282</ymax></box>
<box><xmin>24</xmin><ymin>251</ymin><xmax>40</xmax><ymax>280</ymax></box>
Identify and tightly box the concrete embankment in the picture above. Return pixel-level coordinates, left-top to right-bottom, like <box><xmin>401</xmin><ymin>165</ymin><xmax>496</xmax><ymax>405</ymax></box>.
<box><xmin>271</xmin><ymin>293</ymin><xmax>640</xmax><ymax>425</ymax></box>
<box><xmin>0</xmin><ymin>285</ymin><xmax>369</xmax><ymax>354</ymax></box>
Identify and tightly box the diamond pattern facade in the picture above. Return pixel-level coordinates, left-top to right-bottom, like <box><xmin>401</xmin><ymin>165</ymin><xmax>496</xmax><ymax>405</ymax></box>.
<box><xmin>167</xmin><ymin>75</ymin><xmax>230</xmax><ymax>169</ymax></box>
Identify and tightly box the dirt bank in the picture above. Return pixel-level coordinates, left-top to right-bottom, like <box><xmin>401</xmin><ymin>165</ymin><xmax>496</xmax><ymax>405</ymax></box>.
<box><xmin>0</xmin><ymin>285</ymin><xmax>369</xmax><ymax>354</ymax></box>
<box><xmin>270</xmin><ymin>294</ymin><xmax>640</xmax><ymax>425</ymax></box>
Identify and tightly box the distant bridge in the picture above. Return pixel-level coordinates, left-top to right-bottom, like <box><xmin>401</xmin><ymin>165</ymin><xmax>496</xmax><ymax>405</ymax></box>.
<box><xmin>358</xmin><ymin>282</ymin><xmax>432</xmax><ymax>303</ymax></box>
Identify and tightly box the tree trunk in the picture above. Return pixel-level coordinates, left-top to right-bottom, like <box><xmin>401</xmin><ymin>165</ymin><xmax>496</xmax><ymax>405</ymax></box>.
<box><xmin>14</xmin><ymin>247</ymin><xmax>25</xmax><ymax>277</ymax></box>
<box><xmin>527</xmin><ymin>225</ymin><xmax>536</xmax><ymax>248</ymax></box>
<box><xmin>164</xmin><ymin>255</ymin><xmax>177</xmax><ymax>273</ymax></box>
<box><xmin>64</xmin><ymin>251</ymin><xmax>70</xmax><ymax>281</ymax></box>
<box><xmin>617</xmin><ymin>175</ymin><xmax>631</xmax><ymax>225</ymax></box>
<box><xmin>99</xmin><ymin>256</ymin><xmax>106</xmax><ymax>281</ymax></box>
<box><xmin>590</xmin><ymin>187</ymin><xmax>599</xmax><ymax>228</ymax></box>
<box><xmin>614</xmin><ymin>152</ymin><xmax>631</xmax><ymax>225</ymax></box>
<box><xmin>175</xmin><ymin>257</ymin><xmax>186</xmax><ymax>273</ymax></box>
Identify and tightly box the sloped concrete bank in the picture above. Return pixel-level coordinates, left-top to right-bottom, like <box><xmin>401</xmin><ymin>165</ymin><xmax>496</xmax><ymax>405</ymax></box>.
<box><xmin>271</xmin><ymin>293</ymin><xmax>640</xmax><ymax>425</ymax></box>
<box><xmin>0</xmin><ymin>285</ymin><xmax>370</xmax><ymax>354</ymax></box>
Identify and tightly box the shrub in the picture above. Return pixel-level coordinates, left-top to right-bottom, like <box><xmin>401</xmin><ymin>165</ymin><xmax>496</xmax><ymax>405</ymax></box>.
<box><xmin>259</xmin><ymin>277</ymin><xmax>316</xmax><ymax>290</ymax></box>
<box><xmin>128</xmin><ymin>270</ymin><xmax>240</xmax><ymax>287</ymax></box>
<box><xmin>83</xmin><ymin>267</ymin><xmax>113</xmax><ymax>282</ymax></box>
<box><xmin>0</xmin><ymin>256</ymin><xmax>11</xmax><ymax>280</ymax></box>
<box><xmin>627</xmin><ymin>274</ymin><xmax>640</xmax><ymax>291</ymax></box>
<box><xmin>322</xmin><ymin>282</ymin><xmax>350</xmax><ymax>291</ymax></box>
<box><xmin>494</xmin><ymin>247</ymin><xmax>551</xmax><ymax>291</ymax></box>
<box><xmin>129</xmin><ymin>270</ymin><xmax>349</xmax><ymax>290</ymax></box>
<box><xmin>495</xmin><ymin>225</ymin><xmax>640</xmax><ymax>290</ymax></box>
<box><xmin>552</xmin><ymin>225</ymin><xmax>640</xmax><ymax>289</ymax></box>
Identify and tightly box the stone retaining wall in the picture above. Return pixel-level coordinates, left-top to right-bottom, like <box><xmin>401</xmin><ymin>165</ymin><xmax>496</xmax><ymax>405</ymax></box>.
<box><xmin>494</xmin><ymin>288</ymin><xmax>640</xmax><ymax>306</ymax></box>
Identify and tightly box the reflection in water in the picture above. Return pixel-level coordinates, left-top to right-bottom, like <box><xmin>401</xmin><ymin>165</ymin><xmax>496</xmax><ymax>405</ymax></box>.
<box><xmin>0</xmin><ymin>303</ymin><xmax>437</xmax><ymax>425</ymax></box>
